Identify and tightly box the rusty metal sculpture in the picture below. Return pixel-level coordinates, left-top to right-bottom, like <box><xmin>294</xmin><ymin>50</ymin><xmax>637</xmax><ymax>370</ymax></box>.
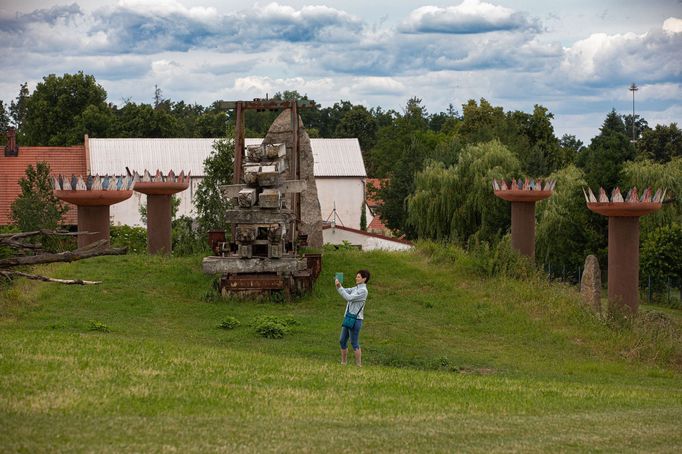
<box><xmin>493</xmin><ymin>178</ymin><xmax>555</xmax><ymax>258</ymax></box>
<box><xmin>133</xmin><ymin>169</ymin><xmax>190</xmax><ymax>255</ymax></box>
<box><xmin>53</xmin><ymin>174</ymin><xmax>134</xmax><ymax>248</ymax></box>
<box><xmin>584</xmin><ymin>186</ymin><xmax>665</xmax><ymax>313</ymax></box>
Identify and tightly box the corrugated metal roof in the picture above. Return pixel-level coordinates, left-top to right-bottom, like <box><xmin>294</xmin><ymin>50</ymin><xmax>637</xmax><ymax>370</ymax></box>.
<box><xmin>88</xmin><ymin>138</ymin><xmax>366</xmax><ymax>178</ymax></box>
<box><xmin>0</xmin><ymin>146</ymin><xmax>86</xmax><ymax>225</ymax></box>
<box><xmin>310</xmin><ymin>138</ymin><xmax>366</xmax><ymax>177</ymax></box>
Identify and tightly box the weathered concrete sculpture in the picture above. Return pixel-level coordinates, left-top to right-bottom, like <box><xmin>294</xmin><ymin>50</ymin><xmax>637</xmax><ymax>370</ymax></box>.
<box><xmin>53</xmin><ymin>174</ymin><xmax>134</xmax><ymax>248</ymax></box>
<box><xmin>493</xmin><ymin>178</ymin><xmax>555</xmax><ymax>258</ymax></box>
<box><xmin>133</xmin><ymin>170</ymin><xmax>190</xmax><ymax>255</ymax></box>
<box><xmin>584</xmin><ymin>186</ymin><xmax>665</xmax><ymax>313</ymax></box>
<box><xmin>202</xmin><ymin>99</ymin><xmax>322</xmax><ymax>297</ymax></box>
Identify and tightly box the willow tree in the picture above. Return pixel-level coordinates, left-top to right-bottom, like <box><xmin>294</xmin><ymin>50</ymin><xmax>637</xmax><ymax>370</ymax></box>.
<box><xmin>621</xmin><ymin>157</ymin><xmax>682</xmax><ymax>234</ymax></box>
<box><xmin>536</xmin><ymin>165</ymin><xmax>605</xmax><ymax>271</ymax></box>
<box><xmin>406</xmin><ymin>140</ymin><xmax>520</xmax><ymax>244</ymax></box>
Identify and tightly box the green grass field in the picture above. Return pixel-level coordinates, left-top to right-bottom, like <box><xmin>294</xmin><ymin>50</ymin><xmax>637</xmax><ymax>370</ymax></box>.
<box><xmin>1</xmin><ymin>249</ymin><xmax>681</xmax><ymax>452</ymax></box>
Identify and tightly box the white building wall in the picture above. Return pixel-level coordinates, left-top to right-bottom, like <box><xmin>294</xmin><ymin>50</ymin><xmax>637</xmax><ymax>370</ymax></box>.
<box><xmin>316</xmin><ymin>177</ymin><xmax>365</xmax><ymax>229</ymax></box>
<box><xmin>323</xmin><ymin>228</ymin><xmax>413</xmax><ymax>252</ymax></box>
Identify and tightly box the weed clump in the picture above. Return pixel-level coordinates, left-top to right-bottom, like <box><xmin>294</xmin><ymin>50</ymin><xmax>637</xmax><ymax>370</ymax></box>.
<box><xmin>89</xmin><ymin>320</ymin><xmax>110</xmax><ymax>333</ymax></box>
<box><xmin>218</xmin><ymin>316</ymin><xmax>240</xmax><ymax>330</ymax></box>
<box><xmin>253</xmin><ymin>315</ymin><xmax>299</xmax><ymax>339</ymax></box>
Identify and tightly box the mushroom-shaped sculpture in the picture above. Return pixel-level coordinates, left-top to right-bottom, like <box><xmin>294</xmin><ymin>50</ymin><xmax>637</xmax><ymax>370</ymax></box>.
<box><xmin>585</xmin><ymin>186</ymin><xmax>665</xmax><ymax>313</ymax></box>
<box><xmin>133</xmin><ymin>170</ymin><xmax>190</xmax><ymax>255</ymax></box>
<box><xmin>53</xmin><ymin>174</ymin><xmax>134</xmax><ymax>248</ymax></box>
<box><xmin>493</xmin><ymin>178</ymin><xmax>555</xmax><ymax>258</ymax></box>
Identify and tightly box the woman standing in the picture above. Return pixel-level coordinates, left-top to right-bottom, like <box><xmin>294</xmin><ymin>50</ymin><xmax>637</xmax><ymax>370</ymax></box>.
<box><xmin>335</xmin><ymin>269</ymin><xmax>370</xmax><ymax>366</ymax></box>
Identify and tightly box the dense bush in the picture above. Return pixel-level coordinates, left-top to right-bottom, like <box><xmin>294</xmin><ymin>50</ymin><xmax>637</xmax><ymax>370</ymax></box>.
<box><xmin>252</xmin><ymin>315</ymin><xmax>299</xmax><ymax>339</ymax></box>
<box><xmin>218</xmin><ymin>316</ymin><xmax>241</xmax><ymax>330</ymax></box>
<box><xmin>172</xmin><ymin>216</ymin><xmax>210</xmax><ymax>256</ymax></box>
<box><xmin>110</xmin><ymin>225</ymin><xmax>147</xmax><ymax>254</ymax></box>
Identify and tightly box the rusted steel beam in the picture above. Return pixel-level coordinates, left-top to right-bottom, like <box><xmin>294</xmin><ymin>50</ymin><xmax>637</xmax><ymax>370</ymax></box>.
<box><xmin>217</xmin><ymin>99</ymin><xmax>317</xmax><ymax>110</ymax></box>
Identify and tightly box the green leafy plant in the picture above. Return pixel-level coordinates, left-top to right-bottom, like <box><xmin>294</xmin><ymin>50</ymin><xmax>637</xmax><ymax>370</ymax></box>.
<box><xmin>218</xmin><ymin>316</ymin><xmax>240</xmax><ymax>330</ymax></box>
<box><xmin>252</xmin><ymin>315</ymin><xmax>299</xmax><ymax>339</ymax></box>
<box><xmin>10</xmin><ymin>162</ymin><xmax>68</xmax><ymax>232</ymax></box>
<box><xmin>89</xmin><ymin>320</ymin><xmax>110</xmax><ymax>333</ymax></box>
<box><xmin>110</xmin><ymin>225</ymin><xmax>147</xmax><ymax>254</ymax></box>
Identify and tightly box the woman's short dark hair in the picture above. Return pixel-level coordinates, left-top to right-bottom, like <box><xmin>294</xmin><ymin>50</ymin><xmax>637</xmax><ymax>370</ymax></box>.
<box><xmin>357</xmin><ymin>269</ymin><xmax>370</xmax><ymax>283</ymax></box>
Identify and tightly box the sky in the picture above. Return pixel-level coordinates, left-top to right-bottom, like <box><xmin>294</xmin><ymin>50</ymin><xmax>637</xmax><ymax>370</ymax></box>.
<box><xmin>0</xmin><ymin>0</ymin><xmax>680</xmax><ymax>143</ymax></box>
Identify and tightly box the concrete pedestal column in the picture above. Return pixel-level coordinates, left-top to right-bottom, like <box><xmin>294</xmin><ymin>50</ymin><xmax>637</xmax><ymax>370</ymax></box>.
<box><xmin>147</xmin><ymin>194</ymin><xmax>172</xmax><ymax>255</ymax></box>
<box><xmin>77</xmin><ymin>205</ymin><xmax>110</xmax><ymax>248</ymax></box>
<box><xmin>608</xmin><ymin>216</ymin><xmax>640</xmax><ymax>313</ymax></box>
<box><xmin>511</xmin><ymin>201</ymin><xmax>536</xmax><ymax>258</ymax></box>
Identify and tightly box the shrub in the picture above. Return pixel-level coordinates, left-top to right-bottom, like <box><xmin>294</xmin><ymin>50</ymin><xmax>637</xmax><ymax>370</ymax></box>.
<box><xmin>110</xmin><ymin>225</ymin><xmax>147</xmax><ymax>254</ymax></box>
<box><xmin>10</xmin><ymin>162</ymin><xmax>68</xmax><ymax>231</ymax></box>
<box><xmin>218</xmin><ymin>316</ymin><xmax>240</xmax><ymax>330</ymax></box>
<box><xmin>172</xmin><ymin>216</ymin><xmax>210</xmax><ymax>256</ymax></box>
<box><xmin>252</xmin><ymin>315</ymin><xmax>299</xmax><ymax>339</ymax></box>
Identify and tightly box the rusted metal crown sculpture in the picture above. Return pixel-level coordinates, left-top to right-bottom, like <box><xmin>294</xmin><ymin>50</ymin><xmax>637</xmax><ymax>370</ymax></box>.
<box><xmin>132</xmin><ymin>169</ymin><xmax>191</xmax><ymax>195</ymax></box>
<box><xmin>584</xmin><ymin>186</ymin><xmax>665</xmax><ymax>313</ymax></box>
<box><xmin>583</xmin><ymin>186</ymin><xmax>665</xmax><ymax>217</ymax></box>
<box><xmin>492</xmin><ymin>177</ymin><xmax>556</xmax><ymax>258</ymax></box>
<box><xmin>492</xmin><ymin>178</ymin><xmax>556</xmax><ymax>202</ymax></box>
<box><xmin>132</xmin><ymin>169</ymin><xmax>190</xmax><ymax>255</ymax></box>
<box><xmin>53</xmin><ymin>174</ymin><xmax>135</xmax><ymax>248</ymax></box>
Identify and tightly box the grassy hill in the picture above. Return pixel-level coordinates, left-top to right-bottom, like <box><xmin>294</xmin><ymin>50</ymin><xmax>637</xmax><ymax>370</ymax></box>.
<box><xmin>1</xmin><ymin>249</ymin><xmax>681</xmax><ymax>452</ymax></box>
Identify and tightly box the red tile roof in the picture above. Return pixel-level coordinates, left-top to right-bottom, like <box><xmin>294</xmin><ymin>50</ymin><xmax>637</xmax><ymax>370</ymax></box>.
<box><xmin>0</xmin><ymin>146</ymin><xmax>87</xmax><ymax>225</ymax></box>
<box><xmin>365</xmin><ymin>178</ymin><xmax>386</xmax><ymax>207</ymax></box>
<box><xmin>368</xmin><ymin>213</ymin><xmax>387</xmax><ymax>231</ymax></box>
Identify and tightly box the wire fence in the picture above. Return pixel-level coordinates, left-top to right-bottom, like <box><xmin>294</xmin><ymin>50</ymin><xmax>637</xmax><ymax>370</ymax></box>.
<box><xmin>544</xmin><ymin>264</ymin><xmax>682</xmax><ymax>308</ymax></box>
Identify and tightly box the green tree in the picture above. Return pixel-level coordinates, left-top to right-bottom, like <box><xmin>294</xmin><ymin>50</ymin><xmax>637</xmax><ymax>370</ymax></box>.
<box><xmin>360</xmin><ymin>202</ymin><xmax>367</xmax><ymax>231</ymax></box>
<box><xmin>621</xmin><ymin>158</ymin><xmax>682</xmax><ymax>234</ymax></box>
<box><xmin>636</xmin><ymin>123</ymin><xmax>682</xmax><ymax>163</ymax></box>
<box><xmin>335</xmin><ymin>105</ymin><xmax>377</xmax><ymax>151</ymax></box>
<box><xmin>377</xmin><ymin>132</ymin><xmax>436</xmax><ymax>236</ymax></box>
<box><xmin>640</xmin><ymin>223</ymin><xmax>682</xmax><ymax>300</ymax></box>
<box><xmin>10</xmin><ymin>162</ymin><xmax>68</xmax><ymax>231</ymax></box>
<box><xmin>622</xmin><ymin>114</ymin><xmax>649</xmax><ymax>142</ymax></box>
<box><xmin>0</xmin><ymin>100</ymin><xmax>8</xmax><ymax>146</ymax></box>
<box><xmin>577</xmin><ymin>109</ymin><xmax>635</xmax><ymax>191</ymax></box>
<box><xmin>558</xmin><ymin>134</ymin><xmax>584</xmax><ymax>165</ymax></box>
<box><xmin>536</xmin><ymin>165</ymin><xmax>605</xmax><ymax>271</ymax></box>
<box><xmin>9</xmin><ymin>82</ymin><xmax>29</xmax><ymax>131</ymax></box>
<box><xmin>406</xmin><ymin>140</ymin><xmax>521</xmax><ymax>243</ymax></box>
<box><xmin>194</xmin><ymin>129</ymin><xmax>234</xmax><ymax>232</ymax></box>
<box><xmin>22</xmin><ymin>72</ymin><xmax>109</xmax><ymax>145</ymax></box>
<box><xmin>113</xmin><ymin>102</ymin><xmax>179</xmax><ymax>138</ymax></box>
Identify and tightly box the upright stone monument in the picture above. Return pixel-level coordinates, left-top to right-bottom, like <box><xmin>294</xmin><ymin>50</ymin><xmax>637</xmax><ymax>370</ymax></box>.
<box><xmin>262</xmin><ymin>110</ymin><xmax>323</xmax><ymax>248</ymax></box>
<box><xmin>580</xmin><ymin>255</ymin><xmax>602</xmax><ymax>313</ymax></box>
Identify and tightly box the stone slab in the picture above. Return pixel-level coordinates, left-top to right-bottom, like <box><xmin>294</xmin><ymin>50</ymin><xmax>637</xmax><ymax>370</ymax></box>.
<box><xmin>224</xmin><ymin>209</ymin><xmax>295</xmax><ymax>224</ymax></box>
<box><xmin>203</xmin><ymin>256</ymin><xmax>307</xmax><ymax>274</ymax></box>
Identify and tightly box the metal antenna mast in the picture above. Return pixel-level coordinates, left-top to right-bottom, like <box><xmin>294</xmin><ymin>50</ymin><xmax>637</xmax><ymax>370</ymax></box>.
<box><xmin>629</xmin><ymin>83</ymin><xmax>639</xmax><ymax>142</ymax></box>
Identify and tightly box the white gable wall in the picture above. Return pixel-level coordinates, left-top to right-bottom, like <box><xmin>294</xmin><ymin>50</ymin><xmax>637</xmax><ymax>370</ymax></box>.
<box><xmin>317</xmin><ymin>177</ymin><xmax>365</xmax><ymax>230</ymax></box>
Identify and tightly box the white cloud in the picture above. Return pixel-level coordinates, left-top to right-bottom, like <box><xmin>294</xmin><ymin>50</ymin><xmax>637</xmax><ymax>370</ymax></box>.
<box><xmin>350</xmin><ymin>77</ymin><xmax>405</xmax><ymax>95</ymax></box>
<box><xmin>559</xmin><ymin>20</ymin><xmax>682</xmax><ymax>85</ymax></box>
<box><xmin>662</xmin><ymin>17</ymin><xmax>682</xmax><ymax>34</ymax></box>
<box><xmin>399</xmin><ymin>0</ymin><xmax>539</xmax><ymax>34</ymax></box>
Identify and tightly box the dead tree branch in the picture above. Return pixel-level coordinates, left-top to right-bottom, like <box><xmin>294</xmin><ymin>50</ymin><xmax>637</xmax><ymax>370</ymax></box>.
<box><xmin>0</xmin><ymin>230</ymin><xmax>127</xmax><ymax>285</ymax></box>
<box><xmin>0</xmin><ymin>270</ymin><xmax>101</xmax><ymax>285</ymax></box>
